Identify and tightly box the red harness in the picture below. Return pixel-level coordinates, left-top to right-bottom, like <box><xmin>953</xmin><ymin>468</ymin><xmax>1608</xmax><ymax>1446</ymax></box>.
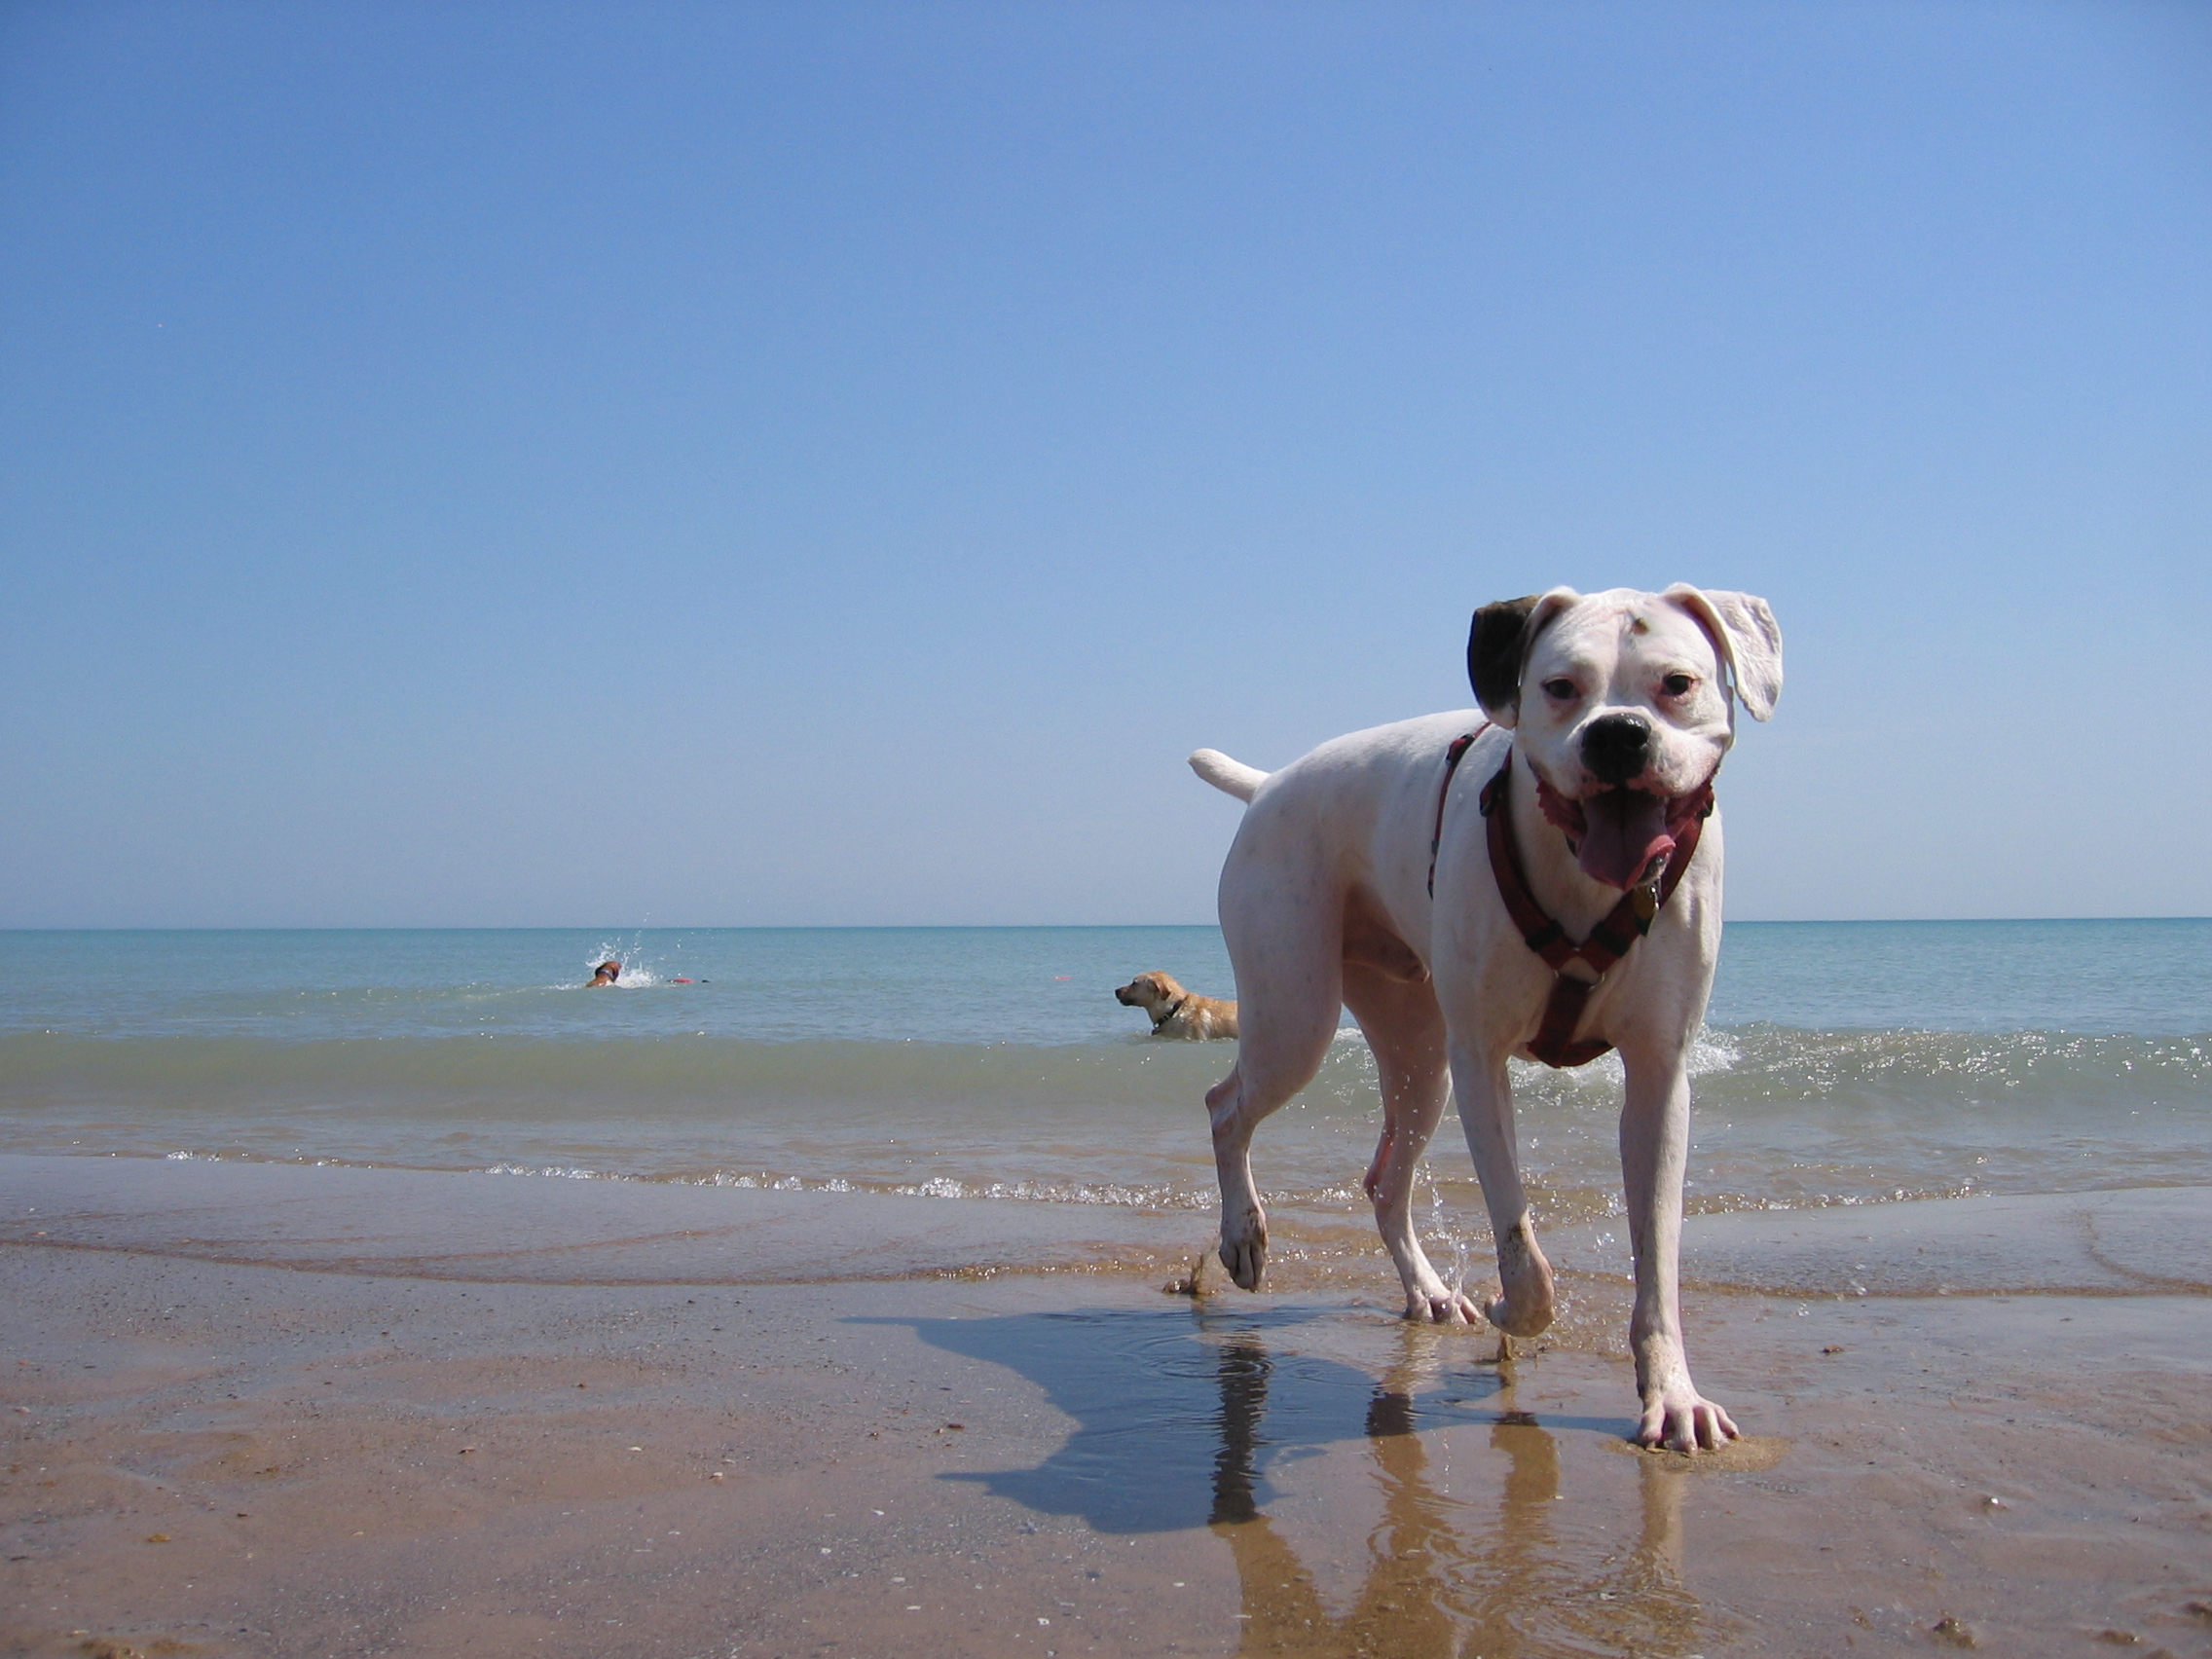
<box><xmin>1430</xmin><ymin>732</ymin><xmax>1714</xmax><ymax>1069</ymax></box>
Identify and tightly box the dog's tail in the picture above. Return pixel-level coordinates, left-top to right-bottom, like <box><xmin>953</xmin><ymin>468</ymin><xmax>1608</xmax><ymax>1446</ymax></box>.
<box><xmin>1188</xmin><ymin>749</ymin><xmax>1268</xmax><ymax>803</ymax></box>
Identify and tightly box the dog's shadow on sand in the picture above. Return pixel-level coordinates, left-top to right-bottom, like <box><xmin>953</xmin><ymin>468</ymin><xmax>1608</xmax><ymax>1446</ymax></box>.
<box><xmin>852</xmin><ymin>1303</ymin><xmax>1620</xmax><ymax>1535</ymax></box>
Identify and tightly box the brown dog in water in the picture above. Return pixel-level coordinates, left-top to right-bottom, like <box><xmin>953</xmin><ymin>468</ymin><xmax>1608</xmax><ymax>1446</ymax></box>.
<box><xmin>1114</xmin><ymin>972</ymin><xmax>1239</xmax><ymax>1041</ymax></box>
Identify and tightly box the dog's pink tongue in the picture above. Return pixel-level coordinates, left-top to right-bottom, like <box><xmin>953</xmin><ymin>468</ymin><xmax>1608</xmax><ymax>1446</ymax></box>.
<box><xmin>1578</xmin><ymin>790</ymin><xmax>1676</xmax><ymax>890</ymax></box>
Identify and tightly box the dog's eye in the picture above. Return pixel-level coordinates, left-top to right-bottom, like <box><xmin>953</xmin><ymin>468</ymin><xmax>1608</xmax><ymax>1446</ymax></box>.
<box><xmin>1662</xmin><ymin>673</ymin><xmax>1696</xmax><ymax>697</ymax></box>
<box><xmin>1541</xmin><ymin>679</ymin><xmax>1577</xmax><ymax>701</ymax></box>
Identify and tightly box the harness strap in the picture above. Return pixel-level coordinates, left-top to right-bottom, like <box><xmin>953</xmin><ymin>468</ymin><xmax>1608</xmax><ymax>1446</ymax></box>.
<box><xmin>1425</xmin><ymin>723</ymin><xmax>1491</xmax><ymax>897</ymax></box>
<box><xmin>1477</xmin><ymin>756</ymin><xmax>1713</xmax><ymax>1068</ymax></box>
<box><xmin>1530</xmin><ymin>973</ymin><xmax>1609</xmax><ymax>1069</ymax></box>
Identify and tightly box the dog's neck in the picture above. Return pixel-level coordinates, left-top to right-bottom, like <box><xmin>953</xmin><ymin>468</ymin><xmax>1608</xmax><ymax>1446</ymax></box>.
<box><xmin>1150</xmin><ymin>993</ymin><xmax>1189</xmax><ymax>1031</ymax></box>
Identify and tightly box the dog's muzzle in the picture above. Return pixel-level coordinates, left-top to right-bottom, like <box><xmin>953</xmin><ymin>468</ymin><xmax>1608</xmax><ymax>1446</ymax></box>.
<box><xmin>1537</xmin><ymin>772</ymin><xmax>1710</xmax><ymax>891</ymax></box>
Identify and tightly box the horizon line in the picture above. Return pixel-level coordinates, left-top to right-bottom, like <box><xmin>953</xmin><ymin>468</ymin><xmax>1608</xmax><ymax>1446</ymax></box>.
<box><xmin>1</xmin><ymin>917</ymin><xmax>2206</xmax><ymax>933</ymax></box>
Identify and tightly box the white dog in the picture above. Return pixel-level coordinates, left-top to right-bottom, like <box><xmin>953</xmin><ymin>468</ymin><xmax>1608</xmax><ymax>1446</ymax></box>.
<box><xmin>1188</xmin><ymin>585</ymin><xmax>1781</xmax><ymax>1453</ymax></box>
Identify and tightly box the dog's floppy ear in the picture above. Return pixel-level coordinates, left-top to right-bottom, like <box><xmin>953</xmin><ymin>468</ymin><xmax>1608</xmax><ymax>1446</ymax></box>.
<box><xmin>1468</xmin><ymin>596</ymin><xmax>1538</xmax><ymax>719</ymax></box>
<box><xmin>1663</xmin><ymin>585</ymin><xmax>1784</xmax><ymax>721</ymax></box>
<box><xmin>1467</xmin><ymin>588</ymin><xmax>1578</xmax><ymax>728</ymax></box>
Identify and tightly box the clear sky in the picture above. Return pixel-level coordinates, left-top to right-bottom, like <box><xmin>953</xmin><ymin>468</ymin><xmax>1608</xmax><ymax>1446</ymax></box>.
<box><xmin>2</xmin><ymin>1</ymin><xmax>2206</xmax><ymax>927</ymax></box>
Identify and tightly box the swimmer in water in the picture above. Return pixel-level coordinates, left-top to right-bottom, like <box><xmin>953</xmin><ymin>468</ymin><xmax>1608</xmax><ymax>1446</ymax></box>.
<box><xmin>588</xmin><ymin>960</ymin><xmax>621</xmax><ymax>988</ymax></box>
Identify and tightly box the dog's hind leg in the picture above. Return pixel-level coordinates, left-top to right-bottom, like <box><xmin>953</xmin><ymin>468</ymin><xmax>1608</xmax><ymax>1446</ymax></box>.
<box><xmin>1204</xmin><ymin>1022</ymin><xmax>1337</xmax><ymax>1291</ymax></box>
<box><xmin>1449</xmin><ymin>1045</ymin><xmax>1557</xmax><ymax>1338</ymax></box>
<box><xmin>1207</xmin><ymin>905</ymin><xmax>1344</xmax><ymax>1294</ymax></box>
<box><xmin>1343</xmin><ymin>964</ymin><xmax>1479</xmax><ymax>1325</ymax></box>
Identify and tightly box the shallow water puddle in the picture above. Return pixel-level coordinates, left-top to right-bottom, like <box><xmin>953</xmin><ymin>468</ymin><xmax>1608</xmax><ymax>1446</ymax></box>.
<box><xmin>861</xmin><ymin>1300</ymin><xmax>1733</xmax><ymax>1656</ymax></box>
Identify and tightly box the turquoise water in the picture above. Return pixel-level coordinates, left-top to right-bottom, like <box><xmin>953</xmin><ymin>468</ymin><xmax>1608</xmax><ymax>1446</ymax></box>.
<box><xmin>1</xmin><ymin>923</ymin><xmax>2205</xmax><ymax>1228</ymax></box>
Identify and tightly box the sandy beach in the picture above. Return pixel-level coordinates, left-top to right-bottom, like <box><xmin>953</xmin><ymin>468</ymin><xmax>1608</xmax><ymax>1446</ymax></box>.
<box><xmin>3</xmin><ymin>1155</ymin><xmax>2208</xmax><ymax>1658</ymax></box>
<box><xmin>11</xmin><ymin>0</ymin><xmax>2212</xmax><ymax>1642</ymax></box>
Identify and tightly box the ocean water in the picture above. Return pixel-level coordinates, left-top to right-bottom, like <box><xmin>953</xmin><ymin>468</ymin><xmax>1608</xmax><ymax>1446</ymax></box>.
<box><xmin>1</xmin><ymin>923</ymin><xmax>2205</xmax><ymax>1240</ymax></box>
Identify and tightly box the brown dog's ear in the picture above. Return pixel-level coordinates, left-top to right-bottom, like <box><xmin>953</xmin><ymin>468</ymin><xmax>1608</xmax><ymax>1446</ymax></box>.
<box><xmin>1467</xmin><ymin>589</ymin><xmax>1578</xmax><ymax>727</ymax></box>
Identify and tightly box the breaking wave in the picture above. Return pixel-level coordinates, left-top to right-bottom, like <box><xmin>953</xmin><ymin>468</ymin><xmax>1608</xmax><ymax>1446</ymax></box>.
<box><xmin>7</xmin><ymin>1025</ymin><xmax>2207</xmax><ymax>1221</ymax></box>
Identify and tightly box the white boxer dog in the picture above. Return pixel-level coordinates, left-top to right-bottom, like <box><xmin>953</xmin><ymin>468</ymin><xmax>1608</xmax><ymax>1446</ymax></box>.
<box><xmin>1188</xmin><ymin>585</ymin><xmax>1782</xmax><ymax>1452</ymax></box>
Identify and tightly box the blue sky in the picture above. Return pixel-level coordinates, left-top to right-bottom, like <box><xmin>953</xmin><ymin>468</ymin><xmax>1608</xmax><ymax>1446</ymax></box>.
<box><xmin>2</xmin><ymin>1</ymin><xmax>2206</xmax><ymax>927</ymax></box>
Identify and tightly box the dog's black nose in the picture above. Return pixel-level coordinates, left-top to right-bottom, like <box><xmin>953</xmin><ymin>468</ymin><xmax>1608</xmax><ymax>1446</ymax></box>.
<box><xmin>1582</xmin><ymin>713</ymin><xmax>1652</xmax><ymax>786</ymax></box>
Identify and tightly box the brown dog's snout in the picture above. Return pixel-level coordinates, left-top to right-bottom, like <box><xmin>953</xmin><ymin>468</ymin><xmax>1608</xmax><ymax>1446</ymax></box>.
<box><xmin>1114</xmin><ymin>984</ymin><xmax>1135</xmax><ymax>1006</ymax></box>
<box><xmin>1582</xmin><ymin>713</ymin><xmax>1652</xmax><ymax>786</ymax></box>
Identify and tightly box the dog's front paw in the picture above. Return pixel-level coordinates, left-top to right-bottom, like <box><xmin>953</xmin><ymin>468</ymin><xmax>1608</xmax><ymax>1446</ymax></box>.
<box><xmin>1483</xmin><ymin>1223</ymin><xmax>1557</xmax><ymax>1336</ymax></box>
<box><xmin>1482</xmin><ymin>1293</ymin><xmax>1555</xmax><ymax>1338</ymax></box>
<box><xmin>1635</xmin><ymin>1385</ymin><xmax>1739</xmax><ymax>1454</ymax></box>
<box><xmin>1219</xmin><ymin>1207</ymin><xmax>1269</xmax><ymax>1292</ymax></box>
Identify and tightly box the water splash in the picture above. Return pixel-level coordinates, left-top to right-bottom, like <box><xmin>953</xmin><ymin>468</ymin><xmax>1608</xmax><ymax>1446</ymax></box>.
<box><xmin>583</xmin><ymin>936</ymin><xmax>666</xmax><ymax>988</ymax></box>
<box><xmin>1425</xmin><ymin>1164</ymin><xmax>1474</xmax><ymax>1302</ymax></box>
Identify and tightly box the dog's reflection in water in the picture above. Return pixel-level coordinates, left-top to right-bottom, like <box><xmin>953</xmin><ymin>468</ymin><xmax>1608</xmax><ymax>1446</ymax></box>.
<box><xmin>1207</xmin><ymin>1330</ymin><xmax>1698</xmax><ymax>1658</ymax></box>
<box><xmin>888</xmin><ymin>1307</ymin><xmax>1704</xmax><ymax>1655</ymax></box>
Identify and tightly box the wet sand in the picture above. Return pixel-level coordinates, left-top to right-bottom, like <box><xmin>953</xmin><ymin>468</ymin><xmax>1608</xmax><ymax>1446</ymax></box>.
<box><xmin>4</xmin><ymin>1155</ymin><xmax>2209</xmax><ymax>1658</ymax></box>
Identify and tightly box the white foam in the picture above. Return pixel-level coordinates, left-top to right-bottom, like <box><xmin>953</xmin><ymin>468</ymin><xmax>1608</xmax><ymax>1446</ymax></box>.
<box><xmin>479</xmin><ymin>1162</ymin><xmax>622</xmax><ymax>1181</ymax></box>
<box><xmin>1687</xmin><ymin>1027</ymin><xmax>1741</xmax><ymax>1075</ymax></box>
